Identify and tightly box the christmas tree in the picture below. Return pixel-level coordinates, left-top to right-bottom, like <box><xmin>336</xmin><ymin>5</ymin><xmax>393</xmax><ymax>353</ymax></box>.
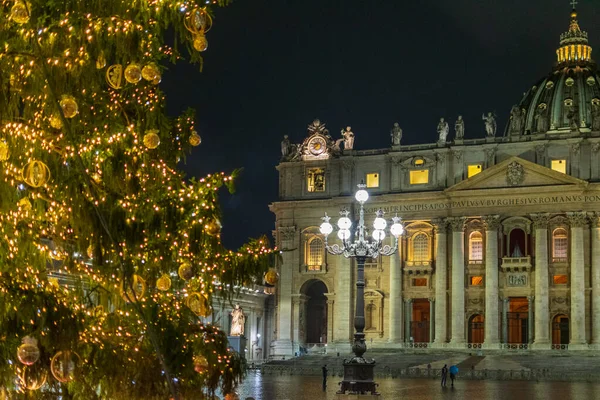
<box><xmin>0</xmin><ymin>1</ymin><xmax>276</xmax><ymax>398</ymax></box>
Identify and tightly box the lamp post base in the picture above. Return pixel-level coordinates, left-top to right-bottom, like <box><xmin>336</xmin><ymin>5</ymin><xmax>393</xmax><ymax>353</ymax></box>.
<box><xmin>337</xmin><ymin>357</ymin><xmax>379</xmax><ymax>396</ymax></box>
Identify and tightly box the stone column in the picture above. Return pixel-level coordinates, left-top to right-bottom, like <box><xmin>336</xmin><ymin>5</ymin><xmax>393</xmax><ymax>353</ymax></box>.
<box><xmin>405</xmin><ymin>298</ymin><xmax>413</xmax><ymax>343</ymax></box>
<box><xmin>591</xmin><ymin>213</ymin><xmax>600</xmax><ymax>344</ymax></box>
<box><xmin>433</xmin><ymin>219</ymin><xmax>448</xmax><ymax>345</ymax></box>
<box><xmin>449</xmin><ymin>217</ymin><xmax>466</xmax><ymax>345</ymax></box>
<box><xmin>483</xmin><ymin>215</ymin><xmax>501</xmax><ymax>348</ymax></box>
<box><xmin>292</xmin><ymin>295</ymin><xmax>308</xmax><ymax>351</ymax></box>
<box><xmin>531</xmin><ymin>214</ymin><xmax>550</xmax><ymax>348</ymax></box>
<box><xmin>568</xmin><ymin>212</ymin><xmax>588</xmax><ymax>346</ymax></box>
<box><xmin>324</xmin><ymin>295</ymin><xmax>335</xmax><ymax>345</ymax></box>
<box><xmin>528</xmin><ymin>296</ymin><xmax>534</xmax><ymax>344</ymax></box>
<box><xmin>388</xmin><ymin>242</ymin><xmax>403</xmax><ymax>343</ymax></box>
<box><xmin>429</xmin><ymin>298</ymin><xmax>435</xmax><ymax>343</ymax></box>
<box><xmin>334</xmin><ymin>256</ymin><xmax>353</xmax><ymax>346</ymax></box>
<box><xmin>502</xmin><ymin>298</ymin><xmax>509</xmax><ymax>344</ymax></box>
<box><xmin>272</xmin><ymin>226</ymin><xmax>297</xmax><ymax>356</ymax></box>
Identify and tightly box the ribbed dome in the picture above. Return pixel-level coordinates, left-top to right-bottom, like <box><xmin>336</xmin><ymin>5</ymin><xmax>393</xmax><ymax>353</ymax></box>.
<box><xmin>507</xmin><ymin>7</ymin><xmax>600</xmax><ymax>136</ymax></box>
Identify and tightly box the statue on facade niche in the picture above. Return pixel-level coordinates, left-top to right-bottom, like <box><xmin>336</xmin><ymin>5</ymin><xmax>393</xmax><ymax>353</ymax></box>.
<box><xmin>567</xmin><ymin>107</ymin><xmax>580</xmax><ymax>132</ymax></box>
<box><xmin>535</xmin><ymin>105</ymin><xmax>549</xmax><ymax>133</ymax></box>
<box><xmin>437</xmin><ymin>117</ymin><xmax>449</xmax><ymax>143</ymax></box>
<box><xmin>281</xmin><ymin>135</ymin><xmax>291</xmax><ymax>158</ymax></box>
<box><xmin>592</xmin><ymin>103</ymin><xmax>600</xmax><ymax>131</ymax></box>
<box><xmin>482</xmin><ymin>112</ymin><xmax>497</xmax><ymax>137</ymax></box>
<box><xmin>455</xmin><ymin>115</ymin><xmax>465</xmax><ymax>139</ymax></box>
<box><xmin>341</xmin><ymin>126</ymin><xmax>355</xmax><ymax>150</ymax></box>
<box><xmin>230</xmin><ymin>304</ymin><xmax>245</xmax><ymax>336</ymax></box>
<box><xmin>509</xmin><ymin>105</ymin><xmax>524</xmax><ymax>135</ymax></box>
<box><xmin>390</xmin><ymin>122</ymin><xmax>402</xmax><ymax>146</ymax></box>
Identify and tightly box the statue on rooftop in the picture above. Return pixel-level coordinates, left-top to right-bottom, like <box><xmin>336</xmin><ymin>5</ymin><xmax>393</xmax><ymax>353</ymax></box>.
<box><xmin>281</xmin><ymin>135</ymin><xmax>291</xmax><ymax>158</ymax></box>
<box><xmin>390</xmin><ymin>122</ymin><xmax>402</xmax><ymax>146</ymax></box>
<box><xmin>509</xmin><ymin>105</ymin><xmax>524</xmax><ymax>135</ymax></box>
<box><xmin>230</xmin><ymin>304</ymin><xmax>245</xmax><ymax>337</ymax></box>
<box><xmin>341</xmin><ymin>126</ymin><xmax>355</xmax><ymax>150</ymax></box>
<box><xmin>534</xmin><ymin>105</ymin><xmax>549</xmax><ymax>133</ymax></box>
<box><xmin>437</xmin><ymin>117</ymin><xmax>449</xmax><ymax>143</ymax></box>
<box><xmin>592</xmin><ymin>103</ymin><xmax>600</xmax><ymax>131</ymax></box>
<box><xmin>454</xmin><ymin>116</ymin><xmax>465</xmax><ymax>140</ymax></box>
<box><xmin>482</xmin><ymin>112</ymin><xmax>497</xmax><ymax>137</ymax></box>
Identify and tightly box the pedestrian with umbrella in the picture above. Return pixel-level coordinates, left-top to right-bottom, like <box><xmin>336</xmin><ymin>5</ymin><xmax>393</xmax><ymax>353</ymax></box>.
<box><xmin>449</xmin><ymin>365</ymin><xmax>459</xmax><ymax>387</ymax></box>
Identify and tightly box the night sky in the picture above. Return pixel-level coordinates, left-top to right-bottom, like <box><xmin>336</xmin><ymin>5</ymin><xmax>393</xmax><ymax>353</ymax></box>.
<box><xmin>164</xmin><ymin>0</ymin><xmax>600</xmax><ymax>249</ymax></box>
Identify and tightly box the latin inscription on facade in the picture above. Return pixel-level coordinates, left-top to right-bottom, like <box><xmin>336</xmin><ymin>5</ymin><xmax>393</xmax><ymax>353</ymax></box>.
<box><xmin>507</xmin><ymin>274</ymin><xmax>528</xmax><ymax>287</ymax></box>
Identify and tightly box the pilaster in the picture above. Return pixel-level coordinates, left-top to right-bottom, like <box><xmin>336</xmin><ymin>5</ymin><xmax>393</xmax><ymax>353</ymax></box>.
<box><xmin>483</xmin><ymin>215</ymin><xmax>501</xmax><ymax>347</ymax></box>
<box><xmin>448</xmin><ymin>217</ymin><xmax>466</xmax><ymax>344</ymax></box>
<box><xmin>272</xmin><ymin>225</ymin><xmax>297</xmax><ymax>356</ymax></box>
<box><xmin>531</xmin><ymin>214</ymin><xmax>550</xmax><ymax>348</ymax></box>
<box><xmin>568</xmin><ymin>211</ymin><xmax>587</xmax><ymax>345</ymax></box>
<box><xmin>388</xmin><ymin>244</ymin><xmax>403</xmax><ymax>343</ymax></box>
<box><xmin>432</xmin><ymin>218</ymin><xmax>448</xmax><ymax>344</ymax></box>
<box><xmin>591</xmin><ymin>213</ymin><xmax>600</xmax><ymax>344</ymax></box>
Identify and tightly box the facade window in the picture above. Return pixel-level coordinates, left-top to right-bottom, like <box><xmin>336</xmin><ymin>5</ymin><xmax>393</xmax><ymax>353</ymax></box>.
<box><xmin>414</xmin><ymin>158</ymin><xmax>425</xmax><ymax>166</ymax></box>
<box><xmin>470</xmin><ymin>276</ymin><xmax>484</xmax><ymax>286</ymax></box>
<box><xmin>410</xmin><ymin>170</ymin><xmax>429</xmax><ymax>185</ymax></box>
<box><xmin>306</xmin><ymin>237</ymin><xmax>324</xmax><ymax>271</ymax></box>
<box><xmin>307</xmin><ymin>168</ymin><xmax>325</xmax><ymax>192</ymax></box>
<box><xmin>553</xmin><ymin>275</ymin><xmax>568</xmax><ymax>285</ymax></box>
<box><xmin>469</xmin><ymin>231</ymin><xmax>484</xmax><ymax>262</ymax></box>
<box><xmin>412</xmin><ymin>233</ymin><xmax>429</xmax><ymax>262</ymax></box>
<box><xmin>366</xmin><ymin>173</ymin><xmax>380</xmax><ymax>188</ymax></box>
<box><xmin>551</xmin><ymin>159</ymin><xmax>567</xmax><ymax>174</ymax></box>
<box><xmin>552</xmin><ymin>228</ymin><xmax>568</xmax><ymax>261</ymax></box>
<box><xmin>467</xmin><ymin>164</ymin><xmax>482</xmax><ymax>178</ymax></box>
<box><xmin>412</xmin><ymin>278</ymin><xmax>427</xmax><ymax>287</ymax></box>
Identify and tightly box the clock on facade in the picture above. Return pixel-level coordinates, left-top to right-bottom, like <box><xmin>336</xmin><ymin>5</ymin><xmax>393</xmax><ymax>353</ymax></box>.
<box><xmin>308</xmin><ymin>136</ymin><xmax>327</xmax><ymax>156</ymax></box>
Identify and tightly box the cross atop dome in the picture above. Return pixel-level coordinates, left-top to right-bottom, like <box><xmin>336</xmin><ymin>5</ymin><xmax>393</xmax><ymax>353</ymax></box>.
<box><xmin>556</xmin><ymin>2</ymin><xmax>593</xmax><ymax>66</ymax></box>
<box><xmin>570</xmin><ymin>0</ymin><xmax>578</xmax><ymax>10</ymax></box>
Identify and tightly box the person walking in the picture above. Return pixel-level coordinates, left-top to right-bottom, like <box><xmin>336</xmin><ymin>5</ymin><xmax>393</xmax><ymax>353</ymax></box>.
<box><xmin>322</xmin><ymin>365</ymin><xmax>328</xmax><ymax>391</ymax></box>
<box><xmin>441</xmin><ymin>364</ymin><xmax>448</xmax><ymax>387</ymax></box>
<box><xmin>449</xmin><ymin>365</ymin><xmax>459</xmax><ymax>387</ymax></box>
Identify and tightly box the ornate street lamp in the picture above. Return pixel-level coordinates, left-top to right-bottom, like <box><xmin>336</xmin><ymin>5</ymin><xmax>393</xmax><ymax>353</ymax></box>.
<box><xmin>319</xmin><ymin>184</ymin><xmax>404</xmax><ymax>395</ymax></box>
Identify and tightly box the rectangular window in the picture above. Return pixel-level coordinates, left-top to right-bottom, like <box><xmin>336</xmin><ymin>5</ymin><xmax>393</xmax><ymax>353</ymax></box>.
<box><xmin>409</xmin><ymin>169</ymin><xmax>429</xmax><ymax>185</ymax></box>
<box><xmin>366</xmin><ymin>173</ymin><xmax>380</xmax><ymax>188</ymax></box>
<box><xmin>551</xmin><ymin>159</ymin><xmax>567</xmax><ymax>174</ymax></box>
<box><xmin>307</xmin><ymin>168</ymin><xmax>325</xmax><ymax>192</ymax></box>
<box><xmin>467</xmin><ymin>164</ymin><xmax>482</xmax><ymax>178</ymax></box>
<box><xmin>470</xmin><ymin>276</ymin><xmax>484</xmax><ymax>286</ymax></box>
<box><xmin>553</xmin><ymin>275</ymin><xmax>568</xmax><ymax>285</ymax></box>
<box><xmin>412</xmin><ymin>278</ymin><xmax>427</xmax><ymax>287</ymax></box>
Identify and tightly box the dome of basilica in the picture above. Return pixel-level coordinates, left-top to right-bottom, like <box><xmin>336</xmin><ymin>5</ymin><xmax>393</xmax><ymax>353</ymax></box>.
<box><xmin>507</xmin><ymin>8</ymin><xmax>600</xmax><ymax>136</ymax></box>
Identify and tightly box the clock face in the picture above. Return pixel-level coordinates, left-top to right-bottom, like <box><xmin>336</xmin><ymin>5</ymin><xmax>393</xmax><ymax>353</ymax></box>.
<box><xmin>308</xmin><ymin>136</ymin><xmax>327</xmax><ymax>155</ymax></box>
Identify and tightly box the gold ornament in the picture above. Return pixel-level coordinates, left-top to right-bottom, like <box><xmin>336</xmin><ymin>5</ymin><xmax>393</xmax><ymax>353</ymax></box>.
<box><xmin>157</xmin><ymin>274</ymin><xmax>172</xmax><ymax>291</ymax></box>
<box><xmin>120</xmin><ymin>274</ymin><xmax>146</xmax><ymax>303</ymax></box>
<box><xmin>11</xmin><ymin>1</ymin><xmax>30</xmax><ymax>24</ymax></box>
<box><xmin>193</xmin><ymin>33</ymin><xmax>208</xmax><ymax>52</ymax></box>
<box><xmin>22</xmin><ymin>160</ymin><xmax>50</xmax><ymax>188</ymax></box>
<box><xmin>48</xmin><ymin>277</ymin><xmax>59</xmax><ymax>288</ymax></box>
<box><xmin>96</xmin><ymin>52</ymin><xmax>106</xmax><ymax>69</ymax></box>
<box><xmin>0</xmin><ymin>141</ymin><xmax>9</xmax><ymax>161</ymax></box>
<box><xmin>205</xmin><ymin>219</ymin><xmax>222</xmax><ymax>237</ymax></box>
<box><xmin>17</xmin><ymin>336</ymin><xmax>40</xmax><ymax>366</ymax></box>
<box><xmin>19</xmin><ymin>364</ymin><xmax>48</xmax><ymax>390</ymax></box>
<box><xmin>193</xmin><ymin>355</ymin><xmax>209</xmax><ymax>373</ymax></box>
<box><xmin>50</xmin><ymin>350</ymin><xmax>80</xmax><ymax>383</ymax></box>
<box><xmin>49</xmin><ymin>247</ymin><xmax>66</xmax><ymax>261</ymax></box>
<box><xmin>124</xmin><ymin>63</ymin><xmax>142</xmax><ymax>84</ymax></box>
<box><xmin>18</xmin><ymin>197</ymin><xmax>32</xmax><ymax>211</ymax></box>
<box><xmin>86</xmin><ymin>244</ymin><xmax>94</xmax><ymax>258</ymax></box>
<box><xmin>92</xmin><ymin>305</ymin><xmax>104</xmax><ymax>318</ymax></box>
<box><xmin>106</xmin><ymin>64</ymin><xmax>123</xmax><ymax>89</ymax></box>
<box><xmin>151</xmin><ymin>76</ymin><xmax>161</xmax><ymax>85</ymax></box>
<box><xmin>50</xmin><ymin>114</ymin><xmax>63</xmax><ymax>129</ymax></box>
<box><xmin>59</xmin><ymin>95</ymin><xmax>78</xmax><ymax>118</ymax></box>
<box><xmin>189</xmin><ymin>131</ymin><xmax>202</xmax><ymax>147</ymax></box>
<box><xmin>143</xmin><ymin>130</ymin><xmax>160</xmax><ymax>149</ymax></box>
<box><xmin>186</xmin><ymin>292</ymin><xmax>211</xmax><ymax>317</ymax></box>
<box><xmin>225</xmin><ymin>393</ymin><xmax>240</xmax><ymax>400</ymax></box>
<box><xmin>178</xmin><ymin>262</ymin><xmax>194</xmax><ymax>280</ymax></box>
<box><xmin>184</xmin><ymin>8</ymin><xmax>213</xmax><ymax>35</ymax></box>
<box><xmin>141</xmin><ymin>63</ymin><xmax>161</xmax><ymax>82</ymax></box>
<box><xmin>264</xmin><ymin>268</ymin><xmax>279</xmax><ymax>285</ymax></box>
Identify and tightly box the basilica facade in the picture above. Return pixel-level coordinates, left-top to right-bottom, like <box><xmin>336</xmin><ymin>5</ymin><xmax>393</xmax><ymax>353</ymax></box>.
<box><xmin>269</xmin><ymin>7</ymin><xmax>600</xmax><ymax>356</ymax></box>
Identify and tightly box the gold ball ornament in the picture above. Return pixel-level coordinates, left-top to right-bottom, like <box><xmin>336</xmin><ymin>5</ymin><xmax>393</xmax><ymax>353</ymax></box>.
<box><xmin>178</xmin><ymin>262</ymin><xmax>194</xmax><ymax>280</ymax></box>
<box><xmin>264</xmin><ymin>268</ymin><xmax>279</xmax><ymax>285</ymax></box>
<box><xmin>186</xmin><ymin>292</ymin><xmax>211</xmax><ymax>317</ymax></box>
<box><xmin>96</xmin><ymin>52</ymin><xmax>106</xmax><ymax>69</ymax></box>
<box><xmin>22</xmin><ymin>160</ymin><xmax>50</xmax><ymax>188</ymax></box>
<box><xmin>11</xmin><ymin>1</ymin><xmax>30</xmax><ymax>24</ymax></box>
<box><xmin>59</xmin><ymin>95</ymin><xmax>78</xmax><ymax>118</ymax></box>
<box><xmin>124</xmin><ymin>63</ymin><xmax>143</xmax><ymax>84</ymax></box>
<box><xmin>185</xmin><ymin>7</ymin><xmax>213</xmax><ymax>34</ymax></box>
<box><xmin>143</xmin><ymin>130</ymin><xmax>160</xmax><ymax>149</ymax></box>
<box><xmin>193</xmin><ymin>33</ymin><xmax>208</xmax><ymax>52</ymax></box>
<box><xmin>120</xmin><ymin>274</ymin><xmax>146</xmax><ymax>303</ymax></box>
<box><xmin>189</xmin><ymin>131</ymin><xmax>202</xmax><ymax>147</ymax></box>
<box><xmin>50</xmin><ymin>114</ymin><xmax>63</xmax><ymax>129</ymax></box>
<box><xmin>205</xmin><ymin>219</ymin><xmax>222</xmax><ymax>237</ymax></box>
<box><xmin>18</xmin><ymin>197</ymin><xmax>32</xmax><ymax>211</ymax></box>
<box><xmin>193</xmin><ymin>355</ymin><xmax>209</xmax><ymax>373</ymax></box>
<box><xmin>0</xmin><ymin>141</ymin><xmax>9</xmax><ymax>161</ymax></box>
<box><xmin>156</xmin><ymin>274</ymin><xmax>172</xmax><ymax>291</ymax></box>
<box><xmin>17</xmin><ymin>336</ymin><xmax>40</xmax><ymax>366</ymax></box>
<box><xmin>142</xmin><ymin>63</ymin><xmax>161</xmax><ymax>82</ymax></box>
<box><xmin>50</xmin><ymin>350</ymin><xmax>80</xmax><ymax>383</ymax></box>
<box><xmin>106</xmin><ymin>64</ymin><xmax>123</xmax><ymax>89</ymax></box>
<box><xmin>19</xmin><ymin>364</ymin><xmax>48</xmax><ymax>391</ymax></box>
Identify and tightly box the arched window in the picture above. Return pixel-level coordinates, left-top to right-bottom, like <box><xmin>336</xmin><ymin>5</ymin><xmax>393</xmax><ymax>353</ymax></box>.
<box><xmin>552</xmin><ymin>228</ymin><xmax>568</xmax><ymax>260</ymax></box>
<box><xmin>412</xmin><ymin>233</ymin><xmax>429</xmax><ymax>262</ymax></box>
<box><xmin>366</xmin><ymin>302</ymin><xmax>377</xmax><ymax>330</ymax></box>
<box><xmin>469</xmin><ymin>231</ymin><xmax>483</xmax><ymax>262</ymax></box>
<box><xmin>307</xmin><ymin>237</ymin><xmax>324</xmax><ymax>270</ymax></box>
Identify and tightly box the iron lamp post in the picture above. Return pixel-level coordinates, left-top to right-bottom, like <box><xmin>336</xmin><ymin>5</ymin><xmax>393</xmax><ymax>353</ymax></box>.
<box><xmin>319</xmin><ymin>184</ymin><xmax>403</xmax><ymax>395</ymax></box>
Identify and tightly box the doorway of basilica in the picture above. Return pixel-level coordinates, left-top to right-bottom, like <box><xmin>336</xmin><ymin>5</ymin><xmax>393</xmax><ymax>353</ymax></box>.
<box><xmin>302</xmin><ymin>280</ymin><xmax>328</xmax><ymax>344</ymax></box>
<box><xmin>468</xmin><ymin>314</ymin><xmax>484</xmax><ymax>344</ymax></box>
<box><xmin>508</xmin><ymin>297</ymin><xmax>529</xmax><ymax>344</ymax></box>
<box><xmin>410</xmin><ymin>299</ymin><xmax>430</xmax><ymax>343</ymax></box>
<box><xmin>552</xmin><ymin>314</ymin><xmax>569</xmax><ymax>345</ymax></box>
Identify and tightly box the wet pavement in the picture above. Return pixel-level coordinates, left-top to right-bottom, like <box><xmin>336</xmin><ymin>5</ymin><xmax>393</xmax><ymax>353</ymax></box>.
<box><xmin>236</xmin><ymin>371</ymin><xmax>600</xmax><ymax>400</ymax></box>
